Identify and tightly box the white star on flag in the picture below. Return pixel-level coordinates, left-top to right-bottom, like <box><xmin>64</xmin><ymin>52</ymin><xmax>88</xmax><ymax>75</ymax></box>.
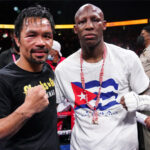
<box><xmin>78</xmin><ymin>92</ymin><xmax>86</xmax><ymax>101</ymax></box>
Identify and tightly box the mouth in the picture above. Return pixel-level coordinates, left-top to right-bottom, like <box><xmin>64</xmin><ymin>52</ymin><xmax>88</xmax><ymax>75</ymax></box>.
<box><xmin>31</xmin><ymin>49</ymin><xmax>48</xmax><ymax>57</ymax></box>
<box><xmin>84</xmin><ymin>34</ymin><xmax>96</xmax><ymax>40</ymax></box>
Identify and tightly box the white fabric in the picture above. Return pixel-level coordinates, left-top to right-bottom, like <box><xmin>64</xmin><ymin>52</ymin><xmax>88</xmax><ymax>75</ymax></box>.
<box><xmin>124</xmin><ymin>91</ymin><xmax>150</xmax><ymax>112</ymax></box>
<box><xmin>52</xmin><ymin>40</ymin><xmax>62</xmax><ymax>57</ymax></box>
<box><xmin>136</xmin><ymin>112</ymin><xmax>147</xmax><ymax>126</ymax></box>
<box><xmin>57</xmin><ymin>99</ymin><xmax>71</xmax><ymax>113</ymax></box>
<box><xmin>55</xmin><ymin>43</ymin><xmax>149</xmax><ymax>150</ymax></box>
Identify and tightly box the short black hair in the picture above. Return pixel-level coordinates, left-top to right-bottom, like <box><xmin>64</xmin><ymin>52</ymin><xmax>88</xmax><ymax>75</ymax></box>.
<box><xmin>14</xmin><ymin>5</ymin><xmax>55</xmax><ymax>39</ymax></box>
<box><xmin>143</xmin><ymin>25</ymin><xmax>150</xmax><ymax>34</ymax></box>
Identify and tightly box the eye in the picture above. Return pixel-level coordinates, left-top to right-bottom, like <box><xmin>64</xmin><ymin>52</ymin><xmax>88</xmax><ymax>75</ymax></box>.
<box><xmin>26</xmin><ymin>31</ymin><xmax>37</xmax><ymax>38</ymax></box>
<box><xmin>92</xmin><ymin>18</ymin><xmax>101</xmax><ymax>22</ymax></box>
<box><xmin>44</xmin><ymin>34</ymin><xmax>52</xmax><ymax>39</ymax></box>
<box><xmin>78</xmin><ymin>20</ymin><xmax>86</xmax><ymax>25</ymax></box>
<box><xmin>27</xmin><ymin>34</ymin><xmax>36</xmax><ymax>37</ymax></box>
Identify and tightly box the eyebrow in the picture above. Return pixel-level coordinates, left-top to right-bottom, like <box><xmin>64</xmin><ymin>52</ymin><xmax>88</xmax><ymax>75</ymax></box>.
<box><xmin>25</xmin><ymin>30</ymin><xmax>52</xmax><ymax>35</ymax></box>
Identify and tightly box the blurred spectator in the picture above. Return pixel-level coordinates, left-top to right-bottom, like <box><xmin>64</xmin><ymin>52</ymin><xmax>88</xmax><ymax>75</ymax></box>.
<box><xmin>46</xmin><ymin>40</ymin><xmax>70</xmax><ymax>112</ymax></box>
<box><xmin>0</xmin><ymin>38</ymin><xmax>20</xmax><ymax>69</ymax></box>
<box><xmin>139</xmin><ymin>25</ymin><xmax>150</xmax><ymax>150</ymax></box>
<box><xmin>46</xmin><ymin>40</ymin><xmax>65</xmax><ymax>70</ymax></box>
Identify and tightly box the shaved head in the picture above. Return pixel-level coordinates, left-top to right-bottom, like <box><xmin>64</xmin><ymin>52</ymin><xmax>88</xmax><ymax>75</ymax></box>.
<box><xmin>75</xmin><ymin>3</ymin><xmax>104</xmax><ymax>23</ymax></box>
<box><xmin>73</xmin><ymin>3</ymin><xmax>107</xmax><ymax>58</ymax></box>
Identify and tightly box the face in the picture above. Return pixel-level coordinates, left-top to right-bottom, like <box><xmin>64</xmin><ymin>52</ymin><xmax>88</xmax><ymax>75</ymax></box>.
<box><xmin>141</xmin><ymin>29</ymin><xmax>150</xmax><ymax>43</ymax></box>
<box><xmin>49</xmin><ymin>49</ymin><xmax>59</xmax><ymax>63</ymax></box>
<box><xmin>49</xmin><ymin>49</ymin><xmax>58</xmax><ymax>57</ymax></box>
<box><xmin>15</xmin><ymin>17</ymin><xmax>53</xmax><ymax>65</ymax></box>
<box><xmin>74</xmin><ymin>4</ymin><xmax>106</xmax><ymax>48</ymax></box>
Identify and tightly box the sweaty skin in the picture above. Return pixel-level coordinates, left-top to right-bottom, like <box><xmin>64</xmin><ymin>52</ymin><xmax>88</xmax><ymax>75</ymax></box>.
<box><xmin>74</xmin><ymin>4</ymin><xmax>107</xmax><ymax>63</ymax></box>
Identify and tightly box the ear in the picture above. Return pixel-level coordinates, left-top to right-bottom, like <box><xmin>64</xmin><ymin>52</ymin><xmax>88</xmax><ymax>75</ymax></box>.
<box><xmin>103</xmin><ymin>20</ymin><xmax>107</xmax><ymax>31</ymax></box>
<box><xmin>74</xmin><ymin>25</ymin><xmax>78</xmax><ymax>34</ymax></box>
<box><xmin>14</xmin><ymin>35</ymin><xmax>20</xmax><ymax>48</ymax></box>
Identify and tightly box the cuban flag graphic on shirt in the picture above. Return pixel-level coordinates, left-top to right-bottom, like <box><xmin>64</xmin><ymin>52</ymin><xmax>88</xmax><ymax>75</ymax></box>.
<box><xmin>71</xmin><ymin>78</ymin><xmax>119</xmax><ymax>111</ymax></box>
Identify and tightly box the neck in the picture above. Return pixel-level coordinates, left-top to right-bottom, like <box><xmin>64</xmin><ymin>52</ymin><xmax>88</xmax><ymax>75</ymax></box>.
<box><xmin>16</xmin><ymin>58</ymin><xmax>43</xmax><ymax>72</ymax></box>
<box><xmin>82</xmin><ymin>43</ymin><xmax>105</xmax><ymax>63</ymax></box>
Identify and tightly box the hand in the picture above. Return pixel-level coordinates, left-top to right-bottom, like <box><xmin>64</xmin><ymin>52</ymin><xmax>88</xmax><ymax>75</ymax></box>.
<box><xmin>120</xmin><ymin>96</ymin><xmax>128</xmax><ymax>110</ymax></box>
<box><xmin>145</xmin><ymin>116</ymin><xmax>150</xmax><ymax>129</ymax></box>
<box><xmin>23</xmin><ymin>85</ymin><xmax>49</xmax><ymax>117</ymax></box>
<box><xmin>120</xmin><ymin>92</ymin><xmax>139</xmax><ymax>112</ymax></box>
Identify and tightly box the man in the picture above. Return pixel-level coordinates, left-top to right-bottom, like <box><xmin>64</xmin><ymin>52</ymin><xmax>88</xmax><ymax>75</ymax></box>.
<box><xmin>55</xmin><ymin>3</ymin><xmax>150</xmax><ymax>150</ymax></box>
<box><xmin>46</xmin><ymin>40</ymin><xmax>65</xmax><ymax>70</ymax></box>
<box><xmin>140</xmin><ymin>25</ymin><xmax>150</xmax><ymax>77</ymax></box>
<box><xmin>137</xmin><ymin>25</ymin><xmax>150</xmax><ymax>150</ymax></box>
<box><xmin>0</xmin><ymin>5</ymin><xmax>59</xmax><ymax>150</ymax></box>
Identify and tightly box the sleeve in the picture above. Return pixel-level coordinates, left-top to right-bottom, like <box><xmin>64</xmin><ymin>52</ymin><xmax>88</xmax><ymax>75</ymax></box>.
<box><xmin>123</xmin><ymin>92</ymin><xmax>150</xmax><ymax>112</ymax></box>
<box><xmin>54</xmin><ymin>70</ymin><xmax>66</xmax><ymax>104</ymax></box>
<box><xmin>0</xmin><ymin>79</ymin><xmax>12</xmax><ymax>118</ymax></box>
<box><xmin>128</xmin><ymin>51</ymin><xmax>149</xmax><ymax>94</ymax></box>
<box><xmin>136</xmin><ymin>112</ymin><xmax>147</xmax><ymax>126</ymax></box>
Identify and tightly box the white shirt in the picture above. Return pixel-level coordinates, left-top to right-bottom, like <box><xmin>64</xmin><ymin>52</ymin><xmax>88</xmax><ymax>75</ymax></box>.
<box><xmin>55</xmin><ymin>43</ymin><xmax>149</xmax><ymax>150</ymax></box>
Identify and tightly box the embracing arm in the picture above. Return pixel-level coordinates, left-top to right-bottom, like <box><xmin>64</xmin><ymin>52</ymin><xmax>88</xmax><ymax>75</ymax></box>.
<box><xmin>0</xmin><ymin>85</ymin><xmax>49</xmax><ymax>140</ymax></box>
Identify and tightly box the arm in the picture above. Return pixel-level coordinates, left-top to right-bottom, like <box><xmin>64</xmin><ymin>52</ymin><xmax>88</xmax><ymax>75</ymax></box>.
<box><xmin>120</xmin><ymin>51</ymin><xmax>150</xmax><ymax>127</ymax></box>
<box><xmin>120</xmin><ymin>85</ymin><xmax>150</xmax><ymax>128</ymax></box>
<box><xmin>139</xmin><ymin>85</ymin><xmax>150</xmax><ymax>128</ymax></box>
<box><xmin>119</xmin><ymin>51</ymin><xmax>150</xmax><ymax>110</ymax></box>
<box><xmin>120</xmin><ymin>89</ymin><xmax>150</xmax><ymax>112</ymax></box>
<box><xmin>0</xmin><ymin>85</ymin><xmax>49</xmax><ymax>140</ymax></box>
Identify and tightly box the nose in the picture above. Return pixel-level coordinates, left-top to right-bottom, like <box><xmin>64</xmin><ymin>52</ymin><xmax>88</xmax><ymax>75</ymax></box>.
<box><xmin>36</xmin><ymin>36</ymin><xmax>46</xmax><ymax>47</ymax></box>
<box><xmin>85</xmin><ymin>19</ymin><xmax>94</xmax><ymax>30</ymax></box>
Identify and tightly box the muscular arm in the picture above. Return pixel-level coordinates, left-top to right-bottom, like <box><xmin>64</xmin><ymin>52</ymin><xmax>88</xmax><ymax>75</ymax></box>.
<box><xmin>0</xmin><ymin>105</ymin><xmax>30</xmax><ymax>139</ymax></box>
<box><xmin>0</xmin><ymin>85</ymin><xmax>49</xmax><ymax>140</ymax></box>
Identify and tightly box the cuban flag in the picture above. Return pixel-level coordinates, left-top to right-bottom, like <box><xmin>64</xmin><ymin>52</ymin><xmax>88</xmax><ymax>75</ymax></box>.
<box><xmin>71</xmin><ymin>78</ymin><xmax>119</xmax><ymax>111</ymax></box>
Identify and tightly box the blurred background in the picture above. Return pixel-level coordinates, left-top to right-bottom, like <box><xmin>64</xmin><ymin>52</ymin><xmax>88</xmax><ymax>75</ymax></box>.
<box><xmin>0</xmin><ymin>0</ymin><xmax>150</xmax><ymax>57</ymax></box>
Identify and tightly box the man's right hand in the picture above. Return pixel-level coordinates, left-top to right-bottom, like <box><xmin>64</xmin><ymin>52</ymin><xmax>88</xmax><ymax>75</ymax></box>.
<box><xmin>22</xmin><ymin>85</ymin><xmax>49</xmax><ymax>118</ymax></box>
<box><xmin>0</xmin><ymin>85</ymin><xmax>49</xmax><ymax>139</ymax></box>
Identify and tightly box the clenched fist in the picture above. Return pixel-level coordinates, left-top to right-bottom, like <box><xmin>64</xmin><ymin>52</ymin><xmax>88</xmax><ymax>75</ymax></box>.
<box><xmin>22</xmin><ymin>85</ymin><xmax>49</xmax><ymax>118</ymax></box>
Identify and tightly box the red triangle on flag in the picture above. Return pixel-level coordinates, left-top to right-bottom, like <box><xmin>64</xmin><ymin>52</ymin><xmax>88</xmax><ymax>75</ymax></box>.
<box><xmin>71</xmin><ymin>83</ymin><xmax>97</xmax><ymax>109</ymax></box>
